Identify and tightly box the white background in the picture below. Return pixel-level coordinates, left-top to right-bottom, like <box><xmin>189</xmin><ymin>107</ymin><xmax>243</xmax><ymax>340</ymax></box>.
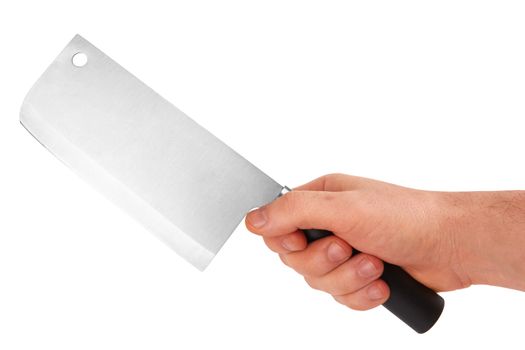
<box><xmin>1</xmin><ymin>1</ymin><xmax>524</xmax><ymax>349</ymax></box>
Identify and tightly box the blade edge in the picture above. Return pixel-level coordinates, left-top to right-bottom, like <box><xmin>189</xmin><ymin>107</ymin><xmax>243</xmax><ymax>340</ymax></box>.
<box><xmin>21</xmin><ymin>102</ymin><xmax>216</xmax><ymax>271</ymax></box>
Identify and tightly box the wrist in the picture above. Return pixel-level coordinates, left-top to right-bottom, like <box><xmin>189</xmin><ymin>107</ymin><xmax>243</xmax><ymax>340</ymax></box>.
<box><xmin>441</xmin><ymin>191</ymin><xmax>525</xmax><ymax>291</ymax></box>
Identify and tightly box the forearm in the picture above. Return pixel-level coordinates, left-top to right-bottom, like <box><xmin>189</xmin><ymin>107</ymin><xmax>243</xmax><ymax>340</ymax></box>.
<box><xmin>443</xmin><ymin>191</ymin><xmax>525</xmax><ymax>291</ymax></box>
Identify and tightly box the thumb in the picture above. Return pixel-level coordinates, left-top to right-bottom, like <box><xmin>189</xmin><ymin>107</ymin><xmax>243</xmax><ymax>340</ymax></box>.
<box><xmin>245</xmin><ymin>190</ymin><xmax>357</xmax><ymax>237</ymax></box>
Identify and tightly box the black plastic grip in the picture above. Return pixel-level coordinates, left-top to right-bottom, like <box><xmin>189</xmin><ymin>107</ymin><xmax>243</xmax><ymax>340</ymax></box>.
<box><xmin>302</xmin><ymin>228</ymin><xmax>444</xmax><ymax>334</ymax></box>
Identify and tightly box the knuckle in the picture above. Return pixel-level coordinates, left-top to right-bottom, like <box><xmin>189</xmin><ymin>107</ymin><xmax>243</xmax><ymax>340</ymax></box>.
<box><xmin>329</xmin><ymin>288</ymin><xmax>346</xmax><ymax>297</ymax></box>
<box><xmin>322</xmin><ymin>173</ymin><xmax>345</xmax><ymax>187</ymax></box>
<box><xmin>303</xmin><ymin>276</ymin><xmax>319</xmax><ymax>290</ymax></box>
<box><xmin>332</xmin><ymin>295</ymin><xmax>346</xmax><ymax>305</ymax></box>
<box><xmin>333</xmin><ymin>294</ymin><xmax>374</xmax><ymax>311</ymax></box>
<box><xmin>281</xmin><ymin>191</ymin><xmax>315</xmax><ymax>229</ymax></box>
<box><xmin>264</xmin><ymin>236</ymin><xmax>286</xmax><ymax>253</ymax></box>
<box><xmin>281</xmin><ymin>191</ymin><xmax>300</xmax><ymax>217</ymax></box>
<box><xmin>262</xmin><ymin>237</ymin><xmax>275</xmax><ymax>250</ymax></box>
<box><xmin>335</xmin><ymin>295</ymin><xmax>369</xmax><ymax>311</ymax></box>
<box><xmin>304</xmin><ymin>276</ymin><xmax>336</xmax><ymax>295</ymax></box>
<box><xmin>278</xmin><ymin>254</ymin><xmax>290</xmax><ymax>266</ymax></box>
<box><xmin>347</xmin><ymin>302</ymin><xmax>372</xmax><ymax>311</ymax></box>
<box><xmin>325</xmin><ymin>173</ymin><xmax>345</xmax><ymax>179</ymax></box>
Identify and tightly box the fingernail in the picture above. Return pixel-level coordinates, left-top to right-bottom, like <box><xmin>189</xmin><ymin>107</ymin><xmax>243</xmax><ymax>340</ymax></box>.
<box><xmin>247</xmin><ymin>207</ymin><xmax>267</xmax><ymax>228</ymax></box>
<box><xmin>327</xmin><ymin>242</ymin><xmax>349</xmax><ymax>263</ymax></box>
<box><xmin>367</xmin><ymin>285</ymin><xmax>384</xmax><ymax>300</ymax></box>
<box><xmin>282</xmin><ymin>237</ymin><xmax>302</xmax><ymax>251</ymax></box>
<box><xmin>357</xmin><ymin>258</ymin><xmax>378</xmax><ymax>278</ymax></box>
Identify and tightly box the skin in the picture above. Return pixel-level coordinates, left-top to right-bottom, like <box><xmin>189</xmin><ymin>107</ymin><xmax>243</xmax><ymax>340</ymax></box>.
<box><xmin>245</xmin><ymin>174</ymin><xmax>525</xmax><ymax>311</ymax></box>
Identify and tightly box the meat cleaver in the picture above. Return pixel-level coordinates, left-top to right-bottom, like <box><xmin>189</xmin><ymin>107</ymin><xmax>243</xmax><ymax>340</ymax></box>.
<box><xmin>20</xmin><ymin>35</ymin><xmax>444</xmax><ymax>333</ymax></box>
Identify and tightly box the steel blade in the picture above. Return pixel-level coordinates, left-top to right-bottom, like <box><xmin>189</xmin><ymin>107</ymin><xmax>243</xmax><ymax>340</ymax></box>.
<box><xmin>20</xmin><ymin>35</ymin><xmax>283</xmax><ymax>270</ymax></box>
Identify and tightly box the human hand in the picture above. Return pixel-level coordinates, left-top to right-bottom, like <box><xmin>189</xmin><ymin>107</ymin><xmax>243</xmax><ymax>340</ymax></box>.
<box><xmin>245</xmin><ymin>174</ymin><xmax>525</xmax><ymax>311</ymax></box>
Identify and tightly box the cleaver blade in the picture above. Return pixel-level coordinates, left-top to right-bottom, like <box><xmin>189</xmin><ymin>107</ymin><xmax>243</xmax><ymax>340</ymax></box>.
<box><xmin>20</xmin><ymin>34</ymin><xmax>283</xmax><ymax>270</ymax></box>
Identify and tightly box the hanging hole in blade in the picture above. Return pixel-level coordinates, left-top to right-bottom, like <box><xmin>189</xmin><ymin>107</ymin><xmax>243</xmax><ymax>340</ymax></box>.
<box><xmin>72</xmin><ymin>52</ymin><xmax>88</xmax><ymax>67</ymax></box>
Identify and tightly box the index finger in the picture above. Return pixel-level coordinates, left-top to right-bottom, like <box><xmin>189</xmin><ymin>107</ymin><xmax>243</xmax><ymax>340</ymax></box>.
<box><xmin>294</xmin><ymin>173</ymin><xmax>372</xmax><ymax>192</ymax></box>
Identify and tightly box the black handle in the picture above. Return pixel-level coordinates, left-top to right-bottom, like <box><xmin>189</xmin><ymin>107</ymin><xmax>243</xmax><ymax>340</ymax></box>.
<box><xmin>303</xmin><ymin>229</ymin><xmax>444</xmax><ymax>334</ymax></box>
